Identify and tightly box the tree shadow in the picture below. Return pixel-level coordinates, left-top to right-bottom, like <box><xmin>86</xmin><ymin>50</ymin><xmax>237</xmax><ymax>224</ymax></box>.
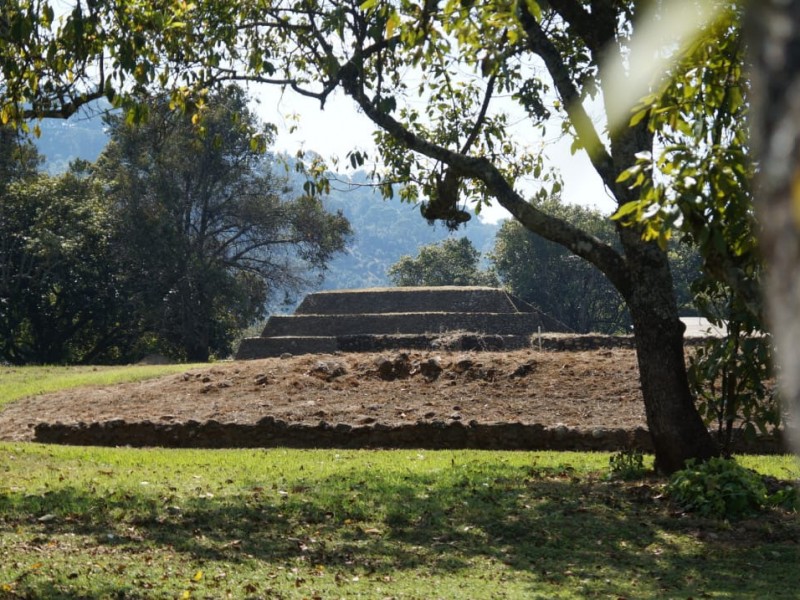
<box><xmin>0</xmin><ymin>462</ymin><xmax>798</xmax><ymax>598</ymax></box>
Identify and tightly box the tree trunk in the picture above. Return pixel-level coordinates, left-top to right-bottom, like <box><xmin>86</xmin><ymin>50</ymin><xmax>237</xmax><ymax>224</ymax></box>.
<box><xmin>622</xmin><ymin>231</ymin><xmax>719</xmax><ymax>473</ymax></box>
<box><xmin>186</xmin><ymin>343</ymin><xmax>210</xmax><ymax>363</ymax></box>
<box><xmin>746</xmin><ymin>1</ymin><xmax>800</xmax><ymax>454</ymax></box>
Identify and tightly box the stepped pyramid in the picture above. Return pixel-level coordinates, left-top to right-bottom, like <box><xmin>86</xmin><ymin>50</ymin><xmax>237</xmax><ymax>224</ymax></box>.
<box><xmin>236</xmin><ymin>286</ymin><xmax>561</xmax><ymax>359</ymax></box>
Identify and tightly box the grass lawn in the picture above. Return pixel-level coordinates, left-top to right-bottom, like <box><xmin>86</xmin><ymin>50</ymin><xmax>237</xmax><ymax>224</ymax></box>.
<box><xmin>0</xmin><ymin>445</ymin><xmax>797</xmax><ymax>599</ymax></box>
<box><xmin>0</xmin><ymin>366</ymin><xmax>798</xmax><ymax>598</ymax></box>
<box><xmin>0</xmin><ymin>364</ymin><xmax>201</xmax><ymax>411</ymax></box>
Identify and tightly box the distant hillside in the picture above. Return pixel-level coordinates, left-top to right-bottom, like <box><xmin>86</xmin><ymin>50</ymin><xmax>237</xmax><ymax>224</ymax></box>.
<box><xmin>317</xmin><ymin>173</ymin><xmax>498</xmax><ymax>291</ymax></box>
<box><xmin>34</xmin><ymin>103</ymin><xmax>111</xmax><ymax>172</ymax></box>
<box><xmin>32</xmin><ymin>109</ymin><xmax>500</xmax><ymax>297</ymax></box>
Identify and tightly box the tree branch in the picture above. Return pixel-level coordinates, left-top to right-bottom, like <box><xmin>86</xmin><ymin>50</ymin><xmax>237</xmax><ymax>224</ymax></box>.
<box><xmin>516</xmin><ymin>6</ymin><xmax>618</xmax><ymax>191</ymax></box>
<box><xmin>460</xmin><ymin>74</ymin><xmax>496</xmax><ymax>155</ymax></box>
<box><xmin>21</xmin><ymin>88</ymin><xmax>107</xmax><ymax>120</ymax></box>
<box><xmin>336</xmin><ymin>61</ymin><xmax>631</xmax><ymax>297</ymax></box>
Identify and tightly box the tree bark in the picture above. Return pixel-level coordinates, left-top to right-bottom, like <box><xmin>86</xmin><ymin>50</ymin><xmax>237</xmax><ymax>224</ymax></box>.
<box><xmin>746</xmin><ymin>1</ymin><xmax>800</xmax><ymax>452</ymax></box>
<box><xmin>620</xmin><ymin>229</ymin><xmax>720</xmax><ymax>472</ymax></box>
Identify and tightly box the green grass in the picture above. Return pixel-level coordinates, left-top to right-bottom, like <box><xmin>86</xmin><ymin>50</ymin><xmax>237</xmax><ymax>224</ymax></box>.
<box><xmin>0</xmin><ymin>364</ymin><xmax>201</xmax><ymax>410</ymax></box>
<box><xmin>0</xmin><ymin>445</ymin><xmax>797</xmax><ymax>599</ymax></box>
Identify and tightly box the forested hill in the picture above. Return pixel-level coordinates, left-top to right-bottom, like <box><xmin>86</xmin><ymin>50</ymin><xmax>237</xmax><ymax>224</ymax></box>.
<box><xmin>34</xmin><ymin>110</ymin><xmax>111</xmax><ymax>174</ymax></box>
<box><xmin>33</xmin><ymin>115</ymin><xmax>499</xmax><ymax>294</ymax></box>
<box><xmin>315</xmin><ymin>172</ymin><xmax>498</xmax><ymax>291</ymax></box>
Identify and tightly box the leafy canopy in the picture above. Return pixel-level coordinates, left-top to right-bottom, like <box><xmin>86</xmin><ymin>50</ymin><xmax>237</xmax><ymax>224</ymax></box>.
<box><xmin>0</xmin><ymin>86</ymin><xmax>351</xmax><ymax>363</ymax></box>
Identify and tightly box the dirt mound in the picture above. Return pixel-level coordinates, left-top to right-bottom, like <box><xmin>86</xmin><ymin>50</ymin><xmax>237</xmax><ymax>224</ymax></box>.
<box><xmin>0</xmin><ymin>348</ymin><xmax>784</xmax><ymax>452</ymax></box>
<box><xmin>0</xmin><ymin>349</ymin><xmax>643</xmax><ymax>443</ymax></box>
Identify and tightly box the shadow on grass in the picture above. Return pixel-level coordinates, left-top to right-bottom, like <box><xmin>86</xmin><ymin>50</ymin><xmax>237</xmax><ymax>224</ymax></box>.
<box><xmin>1</xmin><ymin>461</ymin><xmax>798</xmax><ymax>598</ymax></box>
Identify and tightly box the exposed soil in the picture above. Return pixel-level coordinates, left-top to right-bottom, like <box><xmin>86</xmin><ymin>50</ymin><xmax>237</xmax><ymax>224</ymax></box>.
<box><xmin>0</xmin><ymin>345</ymin><xmax>788</xmax><ymax>453</ymax></box>
<box><xmin>0</xmin><ymin>348</ymin><xmax>648</xmax><ymax>445</ymax></box>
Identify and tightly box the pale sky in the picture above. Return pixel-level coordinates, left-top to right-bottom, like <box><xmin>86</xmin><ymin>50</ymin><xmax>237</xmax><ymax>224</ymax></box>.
<box><xmin>251</xmin><ymin>83</ymin><xmax>614</xmax><ymax>224</ymax></box>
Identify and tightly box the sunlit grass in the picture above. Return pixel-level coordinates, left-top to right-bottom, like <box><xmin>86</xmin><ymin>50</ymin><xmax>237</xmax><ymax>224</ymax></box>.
<box><xmin>0</xmin><ymin>363</ymin><xmax>202</xmax><ymax>410</ymax></box>
<box><xmin>0</xmin><ymin>445</ymin><xmax>797</xmax><ymax>599</ymax></box>
<box><xmin>739</xmin><ymin>454</ymin><xmax>800</xmax><ymax>479</ymax></box>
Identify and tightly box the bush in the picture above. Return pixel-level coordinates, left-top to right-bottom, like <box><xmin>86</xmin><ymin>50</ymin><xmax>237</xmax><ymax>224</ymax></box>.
<box><xmin>667</xmin><ymin>457</ymin><xmax>797</xmax><ymax>519</ymax></box>
<box><xmin>607</xmin><ymin>450</ymin><xmax>647</xmax><ymax>480</ymax></box>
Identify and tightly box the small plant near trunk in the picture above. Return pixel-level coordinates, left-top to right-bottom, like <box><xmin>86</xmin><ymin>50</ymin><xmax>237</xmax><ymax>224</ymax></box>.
<box><xmin>607</xmin><ymin>449</ymin><xmax>647</xmax><ymax>480</ymax></box>
<box><xmin>688</xmin><ymin>281</ymin><xmax>778</xmax><ymax>456</ymax></box>
<box><xmin>667</xmin><ymin>457</ymin><xmax>798</xmax><ymax>519</ymax></box>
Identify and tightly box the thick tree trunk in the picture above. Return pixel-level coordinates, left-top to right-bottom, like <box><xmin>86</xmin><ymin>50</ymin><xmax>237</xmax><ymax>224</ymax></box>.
<box><xmin>746</xmin><ymin>1</ymin><xmax>800</xmax><ymax>453</ymax></box>
<box><xmin>622</xmin><ymin>231</ymin><xmax>719</xmax><ymax>473</ymax></box>
<box><xmin>186</xmin><ymin>344</ymin><xmax>210</xmax><ymax>363</ymax></box>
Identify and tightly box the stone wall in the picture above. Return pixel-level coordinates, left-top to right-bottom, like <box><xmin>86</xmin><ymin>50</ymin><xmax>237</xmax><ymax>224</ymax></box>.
<box><xmin>34</xmin><ymin>419</ymin><xmax>789</xmax><ymax>454</ymax></box>
<box><xmin>260</xmin><ymin>312</ymin><xmax>543</xmax><ymax>337</ymax></box>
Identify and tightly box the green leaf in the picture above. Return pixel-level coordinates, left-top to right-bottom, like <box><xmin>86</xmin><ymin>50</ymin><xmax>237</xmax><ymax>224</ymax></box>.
<box><xmin>524</xmin><ymin>0</ymin><xmax>542</xmax><ymax>22</ymax></box>
<box><xmin>611</xmin><ymin>201</ymin><xmax>640</xmax><ymax>222</ymax></box>
<box><xmin>629</xmin><ymin>108</ymin><xmax>649</xmax><ymax>127</ymax></box>
<box><xmin>385</xmin><ymin>11</ymin><xmax>400</xmax><ymax>39</ymax></box>
<box><xmin>616</xmin><ymin>169</ymin><xmax>636</xmax><ymax>183</ymax></box>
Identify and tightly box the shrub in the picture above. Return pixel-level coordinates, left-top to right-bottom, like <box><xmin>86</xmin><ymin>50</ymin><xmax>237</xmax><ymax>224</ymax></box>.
<box><xmin>667</xmin><ymin>457</ymin><xmax>797</xmax><ymax>519</ymax></box>
<box><xmin>607</xmin><ymin>450</ymin><xmax>647</xmax><ymax>481</ymax></box>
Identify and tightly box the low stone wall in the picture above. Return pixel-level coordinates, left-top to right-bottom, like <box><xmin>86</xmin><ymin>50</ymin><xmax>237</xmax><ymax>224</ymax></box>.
<box><xmin>261</xmin><ymin>312</ymin><xmax>543</xmax><ymax>337</ymax></box>
<box><xmin>33</xmin><ymin>419</ymin><xmax>788</xmax><ymax>454</ymax></box>
<box><xmin>236</xmin><ymin>332</ymin><xmax>715</xmax><ymax>359</ymax></box>
<box><xmin>236</xmin><ymin>336</ymin><xmax>338</xmax><ymax>359</ymax></box>
<box><xmin>533</xmin><ymin>334</ymin><xmax>713</xmax><ymax>350</ymax></box>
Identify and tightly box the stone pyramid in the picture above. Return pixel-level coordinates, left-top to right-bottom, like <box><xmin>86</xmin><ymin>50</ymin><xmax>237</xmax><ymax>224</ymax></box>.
<box><xmin>236</xmin><ymin>286</ymin><xmax>559</xmax><ymax>359</ymax></box>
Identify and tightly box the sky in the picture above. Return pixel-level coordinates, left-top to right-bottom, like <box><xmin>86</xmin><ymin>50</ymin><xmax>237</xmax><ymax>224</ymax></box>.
<box><xmin>252</xmin><ymin>83</ymin><xmax>614</xmax><ymax>224</ymax></box>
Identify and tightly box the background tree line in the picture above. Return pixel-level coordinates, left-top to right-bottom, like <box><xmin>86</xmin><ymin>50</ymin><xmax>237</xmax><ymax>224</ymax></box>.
<box><xmin>0</xmin><ymin>86</ymin><xmax>351</xmax><ymax>364</ymax></box>
<box><xmin>389</xmin><ymin>197</ymin><xmax>702</xmax><ymax>335</ymax></box>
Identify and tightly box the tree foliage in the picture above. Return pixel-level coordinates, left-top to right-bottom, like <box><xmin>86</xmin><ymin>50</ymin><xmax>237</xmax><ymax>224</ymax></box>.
<box><xmin>0</xmin><ymin>87</ymin><xmax>351</xmax><ymax>363</ymax></box>
<box><xmin>688</xmin><ymin>278</ymin><xmax>777</xmax><ymax>456</ymax></box>
<box><xmin>0</xmin><ymin>162</ymin><xmax>123</xmax><ymax>364</ymax></box>
<box><xmin>492</xmin><ymin>200</ymin><xmax>630</xmax><ymax>334</ymax></box>
<box><xmin>613</xmin><ymin>3</ymin><xmax>760</xmax><ymax>320</ymax></box>
<box><xmin>387</xmin><ymin>237</ymin><xmax>497</xmax><ymax>287</ymax></box>
<box><xmin>95</xmin><ymin>86</ymin><xmax>352</xmax><ymax>361</ymax></box>
<box><xmin>0</xmin><ymin>126</ymin><xmax>40</xmax><ymax>191</ymax></box>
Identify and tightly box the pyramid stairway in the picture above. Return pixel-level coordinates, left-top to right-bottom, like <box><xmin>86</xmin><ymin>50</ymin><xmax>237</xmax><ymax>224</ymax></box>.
<box><xmin>236</xmin><ymin>286</ymin><xmax>561</xmax><ymax>359</ymax></box>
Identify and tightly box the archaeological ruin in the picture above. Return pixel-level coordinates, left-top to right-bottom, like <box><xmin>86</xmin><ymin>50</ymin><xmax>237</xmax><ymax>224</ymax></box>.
<box><xmin>235</xmin><ymin>286</ymin><xmax>564</xmax><ymax>359</ymax></box>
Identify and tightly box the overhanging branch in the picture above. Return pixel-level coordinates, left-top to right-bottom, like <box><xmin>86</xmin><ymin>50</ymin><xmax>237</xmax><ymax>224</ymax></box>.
<box><xmin>336</xmin><ymin>60</ymin><xmax>631</xmax><ymax>297</ymax></box>
<box><xmin>517</xmin><ymin>8</ymin><xmax>618</xmax><ymax>191</ymax></box>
